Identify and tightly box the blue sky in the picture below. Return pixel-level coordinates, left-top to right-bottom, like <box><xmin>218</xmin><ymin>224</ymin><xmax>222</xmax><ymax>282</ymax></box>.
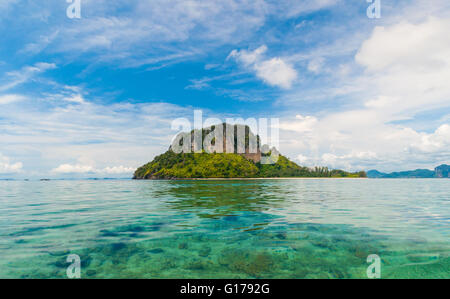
<box><xmin>1</xmin><ymin>0</ymin><xmax>450</xmax><ymax>178</ymax></box>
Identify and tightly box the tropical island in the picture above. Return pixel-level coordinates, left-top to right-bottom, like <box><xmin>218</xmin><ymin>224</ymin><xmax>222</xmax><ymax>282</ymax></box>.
<box><xmin>133</xmin><ymin>123</ymin><xmax>366</xmax><ymax>180</ymax></box>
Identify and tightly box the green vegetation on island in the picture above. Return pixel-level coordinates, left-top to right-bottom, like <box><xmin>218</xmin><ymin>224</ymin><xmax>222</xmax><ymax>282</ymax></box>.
<box><xmin>133</xmin><ymin>151</ymin><xmax>366</xmax><ymax>180</ymax></box>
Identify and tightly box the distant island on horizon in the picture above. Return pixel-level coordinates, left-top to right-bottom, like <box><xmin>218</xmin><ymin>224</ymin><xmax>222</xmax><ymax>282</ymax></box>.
<box><xmin>133</xmin><ymin>123</ymin><xmax>366</xmax><ymax>180</ymax></box>
<box><xmin>367</xmin><ymin>164</ymin><xmax>450</xmax><ymax>179</ymax></box>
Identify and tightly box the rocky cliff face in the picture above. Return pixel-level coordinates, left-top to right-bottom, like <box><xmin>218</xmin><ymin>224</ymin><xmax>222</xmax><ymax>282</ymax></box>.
<box><xmin>171</xmin><ymin>123</ymin><xmax>263</xmax><ymax>163</ymax></box>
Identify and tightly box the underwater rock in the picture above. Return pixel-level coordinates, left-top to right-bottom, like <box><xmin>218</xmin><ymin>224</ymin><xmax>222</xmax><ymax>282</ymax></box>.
<box><xmin>48</xmin><ymin>250</ymin><xmax>71</xmax><ymax>257</ymax></box>
<box><xmin>178</xmin><ymin>243</ymin><xmax>188</xmax><ymax>250</ymax></box>
<box><xmin>218</xmin><ymin>249</ymin><xmax>248</xmax><ymax>266</ymax></box>
<box><xmin>86</xmin><ymin>269</ymin><xmax>97</xmax><ymax>277</ymax></box>
<box><xmin>148</xmin><ymin>248</ymin><xmax>164</xmax><ymax>254</ymax></box>
<box><xmin>223</xmin><ymin>216</ymin><xmax>239</xmax><ymax>222</ymax></box>
<box><xmin>219</xmin><ymin>249</ymin><xmax>275</xmax><ymax>277</ymax></box>
<box><xmin>237</xmin><ymin>252</ymin><xmax>274</xmax><ymax>277</ymax></box>
<box><xmin>406</xmin><ymin>254</ymin><xmax>439</xmax><ymax>263</ymax></box>
<box><xmin>99</xmin><ymin>229</ymin><xmax>119</xmax><ymax>237</ymax></box>
<box><xmin>310</xmin><ymin>238</ymin><xmax>335</xmax><ymax>250</ymax></box>
<box><xmin>111</xmin><ymin>242</ymin><xmax>127</xmax><ymax>251</ymax></box>
<box><xmin>307</xmin><ymin>225</ymin><xmax>320</xmax><ymax>232</ymax></box>
<box><xmin>80</xmin><ymin>255</ymin><xmax>92</xmax><ymax>268</ymax></box>
<box><xmin>274</xmin><ymin>233</ymin><xmax>287</xmax><ymax>240</ymax></box>
<box><xmin>198</xmin><ymin>247</ymin><xmax>211</xmax><ymax>257</ymax></box>
<box><xmin>53</xmin><ymin>258</ymin><xmax>67</xmax><ymax>269</ymax></box>
<box><xmin>185</xmin><ymin>260</ymin><xmax>213</xmax><ymax>270</ymax></box>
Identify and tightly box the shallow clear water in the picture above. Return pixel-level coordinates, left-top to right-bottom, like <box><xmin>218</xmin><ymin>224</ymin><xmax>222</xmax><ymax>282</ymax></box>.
<box><xmin>0</xmin><ymin>179</ymin><xmax>448</xmax><ymax>278</ymax></box>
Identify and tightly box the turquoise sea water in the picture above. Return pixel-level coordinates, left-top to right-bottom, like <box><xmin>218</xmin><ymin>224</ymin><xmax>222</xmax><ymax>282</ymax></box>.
<box><xmin>0</xmin><ymin>179</ymin><xmax>448</xmax><ymax>279</ymax></box>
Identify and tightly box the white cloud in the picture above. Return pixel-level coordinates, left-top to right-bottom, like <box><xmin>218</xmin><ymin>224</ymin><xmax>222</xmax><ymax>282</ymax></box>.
<box><xmin>21</xmin><ymin>30</ymin><xmax>60</xmax><ymax>55</ymax></box>
<box><xmin>0</xmin><ymin>62</ymin><xmax>56</xmax><ymax>92</ymax></box>
<box><xmin>63</xmin><ymin>94</ymin><xmax>85</xmax><ymax>104</ymax></box>
<box><xmin>364</xmin><ymin>96</ymin><xmax>396</xmax><ymax>109</ymax></box>
<box><xmin>102</xmin><ymin>166</ymin><xmax>136</xmax><ymax>174</ymax></box>
<box><xmin>229</xmin><ymin>45</ymin><xmax>298</xmax><ymax>89</ymax></box>
<box><xmin>255</xmin><ymin>58</ymin><xmax>298</xmax><ymax>89</ymax></box>
<box><xmin>274</xmin><ymin>16</ymin><xmax>450</xmax><ymax>172</ymax></box>
<box><xmin>279</xmin><ymin>114</ymin><xmax>318</xmax><ymax>133</ymax></box>
<box><xmin>356</xmin><ymin>18</ymin><xmax>450</xmax><ymax>72</ymax></box>
<box><xmin>8</xmin><ymin>0</ymin><xmax>345</xmax><ymax>67</ymax></box>
<box><xmin>307</xmin><ymin>57</ymin><xmax>325</xmax><ymax>74</ymax></box>
<box><xmin>18</xmin><ymin>0</ymin><xmax>269</xmax><ymax>68</ymax></box>
<box><xmin>0</xmin><ymin>153</ymin><xmax>23</xmax><ymax>174</ymax></box>
<box><xmin>228</xmin><ymin>45</ymin><xmax>268</xmax><ymax>66</ymax></box>
<box><xmin>51</xmin><ymin>164</ymin><xmax>95</xmax><ymax>174</ymax></box>
<box><xmin>0</xmin><ymin>94</ymin><xmax>26</xmax><ymax>105</ymax></box>
<box><xmin>279</xmin><ymin>109</ymin><xmax>450</xmax><ymax>171</ymax></box>
<box><xmin>33</xmin><ymin>62</ymin><xmax>57</xmax><ymax>71</ymax></box>
<box><xmin>276</xmin><ymin>0</ymin><xmax>340</xmax><ymax>18</ymax></box>
<box><xmin>0</xmin><ymin>88</ymin><xmax>197</xmax><ymax>177</ymax></box>
<box><xmin>320</xmin><ymin>151</ymin><xmax>379</xmax><ymax>170</ymax></box>
<box><xmin>296</xmin><ymin>154</ymin><xmax>309</xmax><ymax>164</ymax></box>
<box><xmin>355</xmin><ymin>17</ymin><xmax>450</xmax><ymax>115</ymax></box>
<box><xmin>51</xmin><ymin>164</ymin><xmax>135</xmax><ymax>175</ymax></box>
<box><xmin>409</xmin><ymin>124</ymin><xmax>450</xmax><ymax>153</ymax></box>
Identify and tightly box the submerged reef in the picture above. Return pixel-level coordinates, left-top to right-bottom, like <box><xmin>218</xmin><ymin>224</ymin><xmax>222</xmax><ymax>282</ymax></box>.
<box><xmin>3</xmin><ymin>222</ymin><xmax>448</xmax><ymax>279</ymax></box>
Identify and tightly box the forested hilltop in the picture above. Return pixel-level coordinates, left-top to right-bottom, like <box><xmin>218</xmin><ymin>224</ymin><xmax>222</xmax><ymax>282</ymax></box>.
<box><xmin>133</xmin><ymin>151</ymin><xmax>366</xmax><ymax>180</ymax></box>
<box><xmin>134</xmin><ymin>124</ymin><xmax>366</xmax><ymax>180</ymax></box>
